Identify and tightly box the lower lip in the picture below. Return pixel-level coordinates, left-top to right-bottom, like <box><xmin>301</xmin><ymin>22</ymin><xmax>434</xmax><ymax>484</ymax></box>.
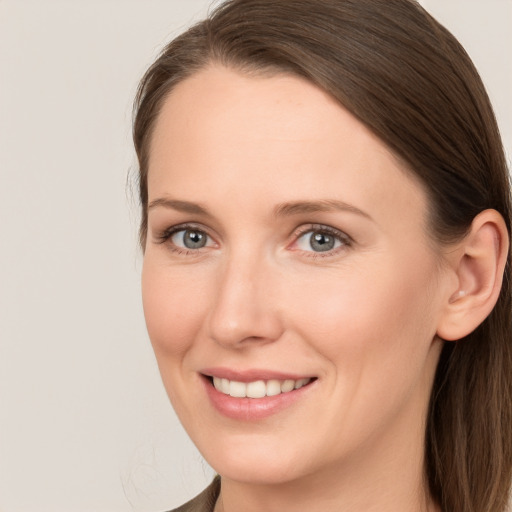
<box><xmin>202</xmin><ymin>376</ymin><xmax>315</xmax><ymax>421</ymax></box>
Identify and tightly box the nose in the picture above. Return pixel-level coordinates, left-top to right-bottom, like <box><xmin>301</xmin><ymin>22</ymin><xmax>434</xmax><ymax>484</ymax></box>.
<box><xmin>206</xmin><ymin>254</ymin><xmax>284</xmax><ymax>348</ymax></box>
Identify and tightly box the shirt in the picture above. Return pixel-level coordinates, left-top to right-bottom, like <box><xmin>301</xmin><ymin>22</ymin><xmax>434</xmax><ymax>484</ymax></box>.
<box><xmin>169</xmin><ymin>476</ymin><xmax>221</xmax><ymax>512</ymax></box>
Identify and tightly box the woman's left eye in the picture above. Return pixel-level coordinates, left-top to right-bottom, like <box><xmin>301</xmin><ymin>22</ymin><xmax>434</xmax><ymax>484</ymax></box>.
<box><xmin>293</xmin><ymin>227</ymin><xmax>350</xmax><ymax>254</ymax></box>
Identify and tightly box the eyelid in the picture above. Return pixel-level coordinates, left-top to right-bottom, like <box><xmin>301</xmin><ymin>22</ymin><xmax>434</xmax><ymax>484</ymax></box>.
<box><xmin>288</xmin><ymin>223</ymin><xmax>353</xmax><ymax>255</ymax></box>
<box><xmin>153</xmin><ymin>222</ymin><xmax>352</xmax><ymax>257</ymax></box>
<box><xmin>155</xmin><ymin>222</ymin><xmax>217</xmax><ymax>249</ymax></box>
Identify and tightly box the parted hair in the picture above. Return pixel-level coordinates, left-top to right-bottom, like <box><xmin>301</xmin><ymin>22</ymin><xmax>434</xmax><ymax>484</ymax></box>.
<box><xmin>133</xmin><ymin>1</ymin><xmax>512</xmax><ymax>510</ymax></box>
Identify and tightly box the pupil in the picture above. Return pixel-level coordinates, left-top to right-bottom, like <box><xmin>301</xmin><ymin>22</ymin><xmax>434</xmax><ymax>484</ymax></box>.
<box><xmin>310</xmin><ymin>232</ymin><xmax>334</xmax><ymax>252</ymax></box>
<box><xmin>184</xmin><ymin>230</ymin><xmax>206</xmax><ymax>249</ymax></box>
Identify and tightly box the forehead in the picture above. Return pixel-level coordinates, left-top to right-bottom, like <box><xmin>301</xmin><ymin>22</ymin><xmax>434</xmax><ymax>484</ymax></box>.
<box><xmin>149</xmin><ymin>65</ymin><xmax>390</xmax><ymax>168</ymax></box>
<box><xmin>148</xmin><ymin>65</ymin><xmax>428</xmax><ymax>233</ymax></box>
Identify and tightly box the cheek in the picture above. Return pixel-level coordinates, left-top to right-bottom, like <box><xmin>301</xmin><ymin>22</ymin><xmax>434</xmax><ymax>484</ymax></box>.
<box><xmin>141</xmin><ymin>260</ymin><xmax>210</xmax><ymax>358</ymax></box>
<box><xmin>286</xmin><ymin>255</ymin><xmax>440</xmax><ymax>377</ymax></box>
<box><xmin>281</xmin><ymin>256</ymin><xmax>442</xmax><ymax>451</ymax></box>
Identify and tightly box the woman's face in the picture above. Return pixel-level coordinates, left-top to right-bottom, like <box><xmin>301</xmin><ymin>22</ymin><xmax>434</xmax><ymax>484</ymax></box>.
<box><xmin>142</xmin><ymin>66</ymin><xmax>449</xmax><ymax>485</ymax></box>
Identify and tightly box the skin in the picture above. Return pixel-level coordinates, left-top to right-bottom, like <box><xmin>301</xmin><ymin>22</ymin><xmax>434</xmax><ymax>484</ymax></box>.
<box><xmin>142</xmin><ymin>65</ymin><xmax>452</xmax><ymax>512</ymax></box>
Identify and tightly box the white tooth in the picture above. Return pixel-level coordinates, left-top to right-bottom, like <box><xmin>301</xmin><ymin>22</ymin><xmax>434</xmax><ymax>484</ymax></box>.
<box><xmin>220</xmin><ymin>378</ymin><xmax>230</xmax><ymax>394</ymax></box>
<box><xmin>229</xmin><ymin>380</ymin><xmax>247</xmax><ymax>397</ymax></box>
<box><xmin>281</xmin><ymin>379</ymin><xmax>295</xmax><ymax>393</ymax></box>
<box><xmin>246</xmin><ymin>380</ymin><xmax>266</xmax><ymax>398</ymax></box>
<box><xmin>294</xmin><ymin>378</ymin><xmax>309</xmax><ymax>389</ymax></box>
<box><xmin>266</xmin><ymin>379</ymin><xmax>282</xmax><ymax>396</ymax></box>
<box><xmin>213</xmin><ymin>377</ymin><xmax>222</xmax><ymax>391</ymax></box>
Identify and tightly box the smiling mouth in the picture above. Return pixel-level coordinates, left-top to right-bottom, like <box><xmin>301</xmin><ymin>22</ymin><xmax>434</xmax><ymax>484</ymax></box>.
<box><xmin>209</xmin><ymin>376</ymin><xmax>315</xmax><ymax>398</ymax></box>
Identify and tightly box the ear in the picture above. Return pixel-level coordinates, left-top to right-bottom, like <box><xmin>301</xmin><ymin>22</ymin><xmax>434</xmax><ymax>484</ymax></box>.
<box><xmin>436</xmin><ymin>209</ymin><xmax>509</xmax><ymax>341</ymax></box>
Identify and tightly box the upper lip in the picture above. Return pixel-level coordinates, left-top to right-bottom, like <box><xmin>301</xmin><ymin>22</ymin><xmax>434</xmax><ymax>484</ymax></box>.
<box><xmin>201</xmin><ymin>367</ymin><xmax>315</xmax><ymax>382</ymax></box>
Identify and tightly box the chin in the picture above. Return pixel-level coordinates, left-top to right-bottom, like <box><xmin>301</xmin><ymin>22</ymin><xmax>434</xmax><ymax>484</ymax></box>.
<box><xmin>212</xmin><ymin>459</ymin><xmax>302</xmax><ymax>485</ymax></box>
<box><xmin>197</xmin><ymin>435</ymin><xmax>311</xmax><ymax>485</ymax></box>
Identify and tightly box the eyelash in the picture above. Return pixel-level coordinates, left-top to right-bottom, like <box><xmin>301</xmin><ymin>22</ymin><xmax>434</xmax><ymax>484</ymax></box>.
<box><xmin>155</xmin><ymin>223</ymin><xmax>353</xmax><ymax>258</ymax></box>
<box><xmin>290</xmin><ymin>224</ymin><xmax>353</xmax><ymax>258</ymax></box>
<box><xmin>156</xmin><ymin>223</ymin><xmax>215</xmax><ymax>256</ymax></box>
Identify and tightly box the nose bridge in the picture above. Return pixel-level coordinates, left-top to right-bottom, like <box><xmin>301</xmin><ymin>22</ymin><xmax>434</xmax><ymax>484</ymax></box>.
<box><xmin>207</xmin><ymin>247</ymin><xmax>281</xmax><ymax>347</ymax></box>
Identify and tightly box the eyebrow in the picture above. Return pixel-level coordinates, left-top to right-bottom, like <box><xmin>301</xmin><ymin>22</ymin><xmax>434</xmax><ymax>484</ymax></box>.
<box><xmin>148</xmin><ymin>197</ymin><xmax>373</xmax><ymax>222</ymax></box>
<box><xmin>148</xmin><ymin>198</ymin><xmax>210</xmax><ymax>216</ymax></box>
<box><xmin>273</xmin><ymin>200</ymin><xmax>373</xmax><ymax>221</ymax></box>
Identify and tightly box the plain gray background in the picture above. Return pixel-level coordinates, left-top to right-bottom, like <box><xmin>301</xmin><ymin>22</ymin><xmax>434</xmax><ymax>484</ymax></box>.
<box><xmin>0</xmin><ymin>1</ymin><xmax>510</xmax><ymax>511</ymax></box>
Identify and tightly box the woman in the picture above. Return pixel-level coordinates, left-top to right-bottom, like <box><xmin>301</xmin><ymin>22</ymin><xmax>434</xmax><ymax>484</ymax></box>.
<box><xmin>133</xmin><ymin>0</ymin><xmax>512</xmax><ymax>511</ymax></box>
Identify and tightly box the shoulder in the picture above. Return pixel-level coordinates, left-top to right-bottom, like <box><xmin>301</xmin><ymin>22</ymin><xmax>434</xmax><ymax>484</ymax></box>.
<box><xmin>167</xmin><ymin>476</ymin><xmax>221</xmax><ymax>512</ymax></box>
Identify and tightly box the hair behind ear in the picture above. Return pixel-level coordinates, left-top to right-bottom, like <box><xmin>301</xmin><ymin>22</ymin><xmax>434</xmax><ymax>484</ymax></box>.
<box><xmin>427</xmin><ymin>308</ymin><xmax>512</xmax><ymax>512</ymax></box>
<box><xmin>427</xmin><ymin>210</ymin><xmax>511</xmax><ymax>512</ymax></box>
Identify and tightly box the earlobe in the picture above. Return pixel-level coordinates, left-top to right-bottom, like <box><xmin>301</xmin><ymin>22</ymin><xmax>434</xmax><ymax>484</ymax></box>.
<box><xmin>437</xmin><ymin>209</ymin><xmax>509</xmax><ymax>341</ymax></box>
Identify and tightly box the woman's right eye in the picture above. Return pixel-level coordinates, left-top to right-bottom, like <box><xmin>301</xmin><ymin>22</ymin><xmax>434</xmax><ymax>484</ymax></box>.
<box><xmin>156</xmin><ymin>225</ymin><xmax>215</xmax><ymax>253</ymax></box>
<box><xmin>170</xmin><ymin>228</ymin><xmax>213</xmax><ymax>250</ymax></box>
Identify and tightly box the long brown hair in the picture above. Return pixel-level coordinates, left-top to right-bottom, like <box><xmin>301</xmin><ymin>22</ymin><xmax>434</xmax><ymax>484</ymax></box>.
<box><xmin>133</xmin><ymin>1</ymin><xmax>512</xmax><ymax>510</ymax></box>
